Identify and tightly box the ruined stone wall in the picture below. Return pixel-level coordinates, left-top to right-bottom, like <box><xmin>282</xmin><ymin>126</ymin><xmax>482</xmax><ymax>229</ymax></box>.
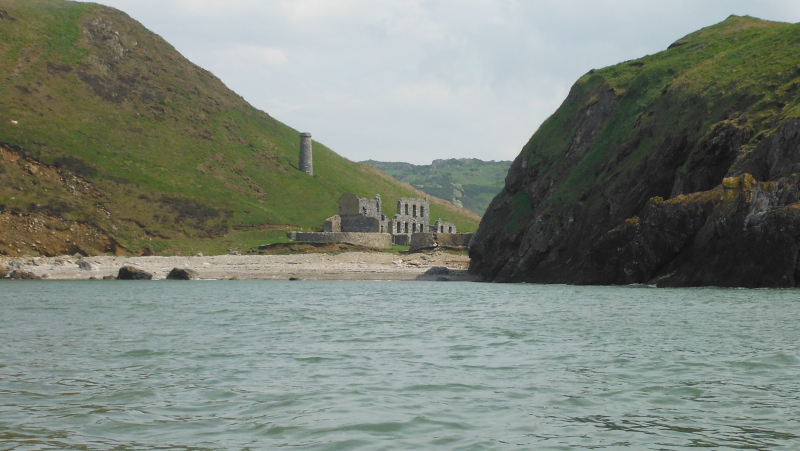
<box><xmin>339</xmin><ymin>193</ymin><xmax>382</xmax><ymax>217</ymax></box>
<box><xmin>431</xmin><ymin>219</ymin><xmax>457</xmax><ymax>234</ymax></box>
<box><xmin>409</xmin><ymin>233</ymin><xmax>473</xmax><ymax>252</ymax></box>
<box><xmin>358</xmin><ymin>196</ymin><xmax>381</xmax><ymax>218</ymax></box>
<box><xmin>287</xmin><ymin>232</ymin><xmax>393</xmax><ymax>249</ymax></box>
<box><xmin>341</xmin><ymin>215</ymin><xmax>381</xmax><ymax>233</ymax></box>
<box><xmin>338</xmin><ymin>193</ymin><xmax>387</xmax><ymax>232</ymax></box>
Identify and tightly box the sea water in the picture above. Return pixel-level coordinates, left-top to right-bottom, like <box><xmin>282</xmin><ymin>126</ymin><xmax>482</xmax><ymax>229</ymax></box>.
<box><xmin>1</xmin><ymin>281</ymin><xmax>799</xmax><ymax>450</ymax></box>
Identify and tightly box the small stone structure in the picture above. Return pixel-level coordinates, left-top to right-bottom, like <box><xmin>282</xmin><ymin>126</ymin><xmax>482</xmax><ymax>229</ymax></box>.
<box><xmin>299</xmin><ymin>132</ymin><xmax>313</xmax><ymax>175</ymax></box>
<box><xmin>323</xmin><ymin>215</ymin><xmax>341</xmax><ymax>233</ymax></box>
<box><xmin>289</xmin><ymin>192</ymin><xmax>462</xmax><ymax>249</ymax></box>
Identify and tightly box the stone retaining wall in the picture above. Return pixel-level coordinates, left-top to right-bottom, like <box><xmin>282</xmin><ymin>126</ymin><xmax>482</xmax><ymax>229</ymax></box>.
<box><xmin>287</xmin><ymin>232</ymin><xmax>393</xmax><ymax>249</ymax></box>
<box><xmin>409</xmin><ymin>233</ymin><xmax>474</xmax><ymax>253</ymax></box>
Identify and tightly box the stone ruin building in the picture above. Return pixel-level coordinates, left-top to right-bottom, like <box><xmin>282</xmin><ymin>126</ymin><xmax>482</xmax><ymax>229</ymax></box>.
<box><xmin>391</xmin><ymin>197</ymin><xmax>430</xmax><ymax>235</ymax></box>
<box><xmin>325</xmin><ymin>193</ymin><xmax>387</xmax><ymax>233</ymax></box>
<box><xmin>288</xmin><ymin>192</ymin><xmax>467</xmax><ymax>250</ymax></box>
<box><xmin>324</xmin><ymin>193</ymin><xmax>456</xmax><ymax>239</ymax></box>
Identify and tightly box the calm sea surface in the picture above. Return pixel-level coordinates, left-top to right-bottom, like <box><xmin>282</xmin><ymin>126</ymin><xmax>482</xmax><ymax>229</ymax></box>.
<box><xmin>1</xmin><ymin>281</ymin><xmax>799</xmax><ymax>450</ymax></box>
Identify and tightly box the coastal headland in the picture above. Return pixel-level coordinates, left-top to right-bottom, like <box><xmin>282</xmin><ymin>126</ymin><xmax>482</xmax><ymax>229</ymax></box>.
<box><xmin>470</xmin><ymin>15</ymin><xmax>800</xmax><ymax>287</ymax></box>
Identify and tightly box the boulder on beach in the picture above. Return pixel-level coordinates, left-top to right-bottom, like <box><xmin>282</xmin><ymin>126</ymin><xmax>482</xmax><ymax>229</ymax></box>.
<box><xmin>117</xmin><ymin>265</ymin><xmax>153</xmax><ymax>280</ymax></box>
<box><xmin>9</xmin><ymin>270</ymin><xmax>41</xmax><ymax>280</ymax></box>
<box><xmin>0</xmin><ymin>263</ymin><xmax>8</xmax><ymax>278</ymax></box>
<box><xmin>425</xmin><ymin>266</ymin><xmax>451</xmax><ymax>276</ymax></box>
<box><xmin>166</xmin><ymin>268</ymin><xmax>198</xmax><ymax>280</ymax></box>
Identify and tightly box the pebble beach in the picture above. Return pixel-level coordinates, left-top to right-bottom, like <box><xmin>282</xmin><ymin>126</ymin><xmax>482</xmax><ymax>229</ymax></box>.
<box><xmin>0</xmin><ymin>252</ymin><xmax>479</xmax><ymax>281</ymax></box>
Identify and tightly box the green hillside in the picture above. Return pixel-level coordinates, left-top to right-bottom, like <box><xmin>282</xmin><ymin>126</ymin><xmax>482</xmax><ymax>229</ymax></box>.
<box><xmin>364</xmin><ymin>159</ymin><xmax>511</xmax><ymax>216</ymax></box>
<box><xmin>0</xmin><ymin>0</ymin><xmax>479</xmax><ymax>256</ymax></box>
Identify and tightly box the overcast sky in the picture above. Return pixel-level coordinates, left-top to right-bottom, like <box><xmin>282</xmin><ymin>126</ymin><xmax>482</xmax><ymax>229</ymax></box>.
<box><xmin>75</xmin><ymin>0</ymin><xmax>800</xmax><ymax>164</ymax></box>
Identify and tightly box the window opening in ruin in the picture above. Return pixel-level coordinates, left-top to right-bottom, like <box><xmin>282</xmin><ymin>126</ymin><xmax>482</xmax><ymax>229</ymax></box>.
<box><xmin>404</xmin><ymin>222</ymin><xmax>408</xmax><ymax>233</ymax></box>
<box><xmin>413</xmin><ymin>205</ymin><xmax>417</xmax><ymax>217</ymax></box>
<box><xmin>405</xmin><ymin>203</ymin><xmax>409</xmax><ymax>215</ymax></box>
<box><xmin>449</xmin><ymin>226</ymin><xmax>453</xmax><ymax>233</ymax></box>
<box><xmin>421</xmin><ymin>206</ymin><xmax>425</xmax><ymax>217</ymax></box>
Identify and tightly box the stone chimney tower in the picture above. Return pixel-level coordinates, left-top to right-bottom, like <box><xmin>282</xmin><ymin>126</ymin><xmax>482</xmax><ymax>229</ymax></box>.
<box><xmin>299</xmin><ymin>132</ymin><xmax>313</xmax><ymax>175</ymax></box>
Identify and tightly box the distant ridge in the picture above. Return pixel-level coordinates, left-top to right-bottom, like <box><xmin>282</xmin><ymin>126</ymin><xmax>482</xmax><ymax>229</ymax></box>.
<box><xmin>0</xmin><ymin>0</ymin><xmax>479</xmax><ymax>256</ymax></box>
<box><xmin>364</xmin><ymin>159</ymin><xmax>511</xmax><ymax>216</ymax></box>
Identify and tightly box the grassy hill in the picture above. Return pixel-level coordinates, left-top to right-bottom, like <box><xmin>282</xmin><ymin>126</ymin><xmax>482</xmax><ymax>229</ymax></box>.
<box><xmin>364</xmin><ymin>159</ymin><xmax>511</xmax><ymax>216</ymax></box>
<box><xmin>0</xmin><ymin>0</ymin><xmax>480</xmax><ymax>256</ymax></box>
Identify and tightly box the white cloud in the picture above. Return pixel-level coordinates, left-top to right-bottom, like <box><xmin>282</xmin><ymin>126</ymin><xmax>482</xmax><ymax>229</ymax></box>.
<box><xmin>392</xmin><ymin>82</ymin><xmax>458</xmax><ymax>102</ymax></box>
<box><xmin>227</xmin><ymin>45</ymin><xmax>289</xmax><ymax>67</ymax></box>
<box><xmin>74</xmin><ymin>0</ymin><xmax>800</xmax><ymax>164</ymax></box>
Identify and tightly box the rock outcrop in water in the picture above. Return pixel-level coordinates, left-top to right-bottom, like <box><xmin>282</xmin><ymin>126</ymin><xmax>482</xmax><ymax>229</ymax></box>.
<box><xmin>9</xmin><ymin>270</ymin><xmax>41</xmax><ymax>280</ymax></box>
<box><xmin>470</xmin><ymin>16</ymin><xmax>800</xmax><ymax>287</ymax></box>
<box><xmin>117</xmin><ymin>265</ymin><xmax>152</xmax><ymax>280</ymax></box>
<box><xmin>166</xmin><ymin>268</ymin><xmax>199</xmax><ymax>280</ymax></box>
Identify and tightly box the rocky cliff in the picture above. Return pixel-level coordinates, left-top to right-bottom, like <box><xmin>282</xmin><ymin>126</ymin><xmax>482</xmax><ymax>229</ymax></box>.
<box><xmin>470</xmin><ymin>16</ymin><xmax>800</xmax><ymax>287</ymax></box>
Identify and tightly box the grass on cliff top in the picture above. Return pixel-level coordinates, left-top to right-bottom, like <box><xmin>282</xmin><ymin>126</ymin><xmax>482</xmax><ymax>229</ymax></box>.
<box><xmin>0</xmin><ymin>0</ymin><xmax>479</xmax><ymax>255</ymax></box>
<box><xmin>515</xmin><ymin>15</ymin><xmax>800</xmax><ymax>213</ymax></box>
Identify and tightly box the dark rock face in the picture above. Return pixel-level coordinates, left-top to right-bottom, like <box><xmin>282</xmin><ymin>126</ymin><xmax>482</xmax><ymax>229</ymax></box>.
<box><xmin>591</xmin><ymin>174</ymin><xmax>800</xmax><ymax>287</ymax></box>
<box><xmin>470</xmin><ymin>81</ymin><xmax>629</xmax><ymax>284</ymax></box>
<box><xmin>469</xmin><ymin>17</ymin><xmax>800</xmax><ymax>287</ymax></box>
<box><xmin>472</xmin><ymin>105</ymin><xmax>800</xmax><ymax>287</ymax></box>
<box><xmin>166</xmin><ymin>268</ymin><xmax>198</xmax><ymax>280</ymax></box>
<box><xmin>117</xmin><ymin>265</ymin><xmax>153</xmax><ymax>280</ymax></box>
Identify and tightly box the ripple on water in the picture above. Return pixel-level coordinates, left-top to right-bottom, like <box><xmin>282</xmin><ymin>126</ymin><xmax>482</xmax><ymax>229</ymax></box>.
<box><xmin>1</xmin><ymin>281</ymin><xmax>800</xmax><ymax>449</ymax></box>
